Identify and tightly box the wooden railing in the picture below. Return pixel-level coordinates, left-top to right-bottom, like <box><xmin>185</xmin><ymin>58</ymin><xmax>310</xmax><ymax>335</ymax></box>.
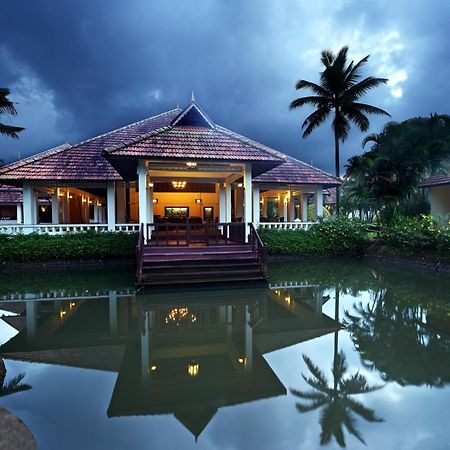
<box><xmin>0</xmin><ymin>223</ymin><xmax>140</xmax><ymax>235</ymax></box>
<box><xmin>259</xmin><ymin>221</ymin><xmax>318</xmax><ymax>231</ymax></box>
<box><xmin>136</xmin><ymin>223</ymin><xmax>144</xmax><ymax>284</ymax></box>
<box><xmin>249</xmin><ymin>223</ymin><xmax>267</xmax><ymax>277</ymax></box>
<box><xmin>147</xmin><ymin>222</ymin><xmax>246</xmax><ymax>246</ymax></box>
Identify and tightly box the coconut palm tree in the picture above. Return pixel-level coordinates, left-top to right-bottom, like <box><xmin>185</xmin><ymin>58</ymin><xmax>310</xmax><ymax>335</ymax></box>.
<box><xmin>290</xmin><ymin>46</ymin><xmax>390</xmax><ymax>214</ymax></box>
<box><xmin>0</xmin><ymin>87</ymin><xmax>24</xmax><ymax>139</ymax></box>
<box><xmin>291</xmin><ymin>352</ymin><xmax>383</xmax><ymax>448</ymax></box>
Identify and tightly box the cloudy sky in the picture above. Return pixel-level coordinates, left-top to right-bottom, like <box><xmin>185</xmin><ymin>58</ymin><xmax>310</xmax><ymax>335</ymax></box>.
<box><xmin>1</xmin><ymin>0</ymin><xmax>449</xmax><ymax>173</ymax></box>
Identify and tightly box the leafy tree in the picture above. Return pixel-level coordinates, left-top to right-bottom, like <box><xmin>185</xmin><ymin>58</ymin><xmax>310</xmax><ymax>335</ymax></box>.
<box><xmin>291</xmin><ymin>352</ymin><xmax>384</xmax><ymax>447</ymax></box>
<box><xmin>290</xmin><ymin>46</ymin><xmax>390</xmax><ymax>214</ymax></box>
<box><xmin>344</xmin><ymin>115</ymin><xmax>450</xmax><ymax>222</ymax></box>
<box><xmin>0</xmin><ymin>87</ymin><xmax>24</xmax><ymax>138</ymax></box>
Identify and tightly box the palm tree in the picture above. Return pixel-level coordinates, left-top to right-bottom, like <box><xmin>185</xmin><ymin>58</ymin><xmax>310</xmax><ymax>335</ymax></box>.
<box><xmin>291</xmin><ymin>352</ymin><xmax>383</xmax><ymax>448</ymax></box>
<box><xmin>0</xmin><ymin>358</ymin><xmax>32</xmax><ymax>398</ymax></box>
<box><xmin>0</xmin><ymin>87</ymin><xmax>24</xmax><ymax>139</ymax></box>
<box><xmin>290</xmin><ymin>47</ymin><xmax>390</xmax><ymax>214</ymax></box>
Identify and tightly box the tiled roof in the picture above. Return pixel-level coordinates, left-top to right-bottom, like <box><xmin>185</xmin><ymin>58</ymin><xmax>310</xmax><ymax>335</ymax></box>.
<box><xmin>107</xmin><ymin>125</ymin><xmax>283</xmax><ymax>163</ymax></box>
<box><xmin>324</xmin><ymin>187</ymin><xmax>337</xmax><ymax>204</ymax></box>
<box><xmin>253</xmin><ymin>154</ymin><xmax>341</xmax><ymax>187</ymax></box>
<box><xmin>0</xmin><ymin>184</ymin><xmax>22</xmax><ymax>203</ymax></box>
<box><xmin>419</xmin><ymin>173</ymin><xmax>450</xmax><ymax>188</ymax></box>
<box><xmin>0</xmin><ymin>109</ymin><xmax>181</xmax><ymax>181</ymax></box>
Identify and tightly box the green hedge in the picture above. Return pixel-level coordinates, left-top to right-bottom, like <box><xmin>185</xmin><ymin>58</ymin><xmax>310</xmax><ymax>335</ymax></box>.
<box><xmin>380</xmin><ymin>215</ymin><xmax>450</xmax><ymax>257</ymax></box>
<box><xmin>259</xmin><ymin>219</ymin><xmax>371</xmax><ymax>256</ymax></box>
<box><xmin>0</xmin><ymin>232</ymin><xmax>138</xmax><ymax>262</ymax></box>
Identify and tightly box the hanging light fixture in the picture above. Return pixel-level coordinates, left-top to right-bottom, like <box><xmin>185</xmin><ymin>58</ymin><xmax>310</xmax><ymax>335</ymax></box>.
<box><xmin>187</xmin><ymin>360</ymin><xmax>200</xmax><ymax>377</ymax></box>
<box><xmin>172</xmin><ymin>181</ymin><xmax>187</xmax><ymax>190</ymax></box>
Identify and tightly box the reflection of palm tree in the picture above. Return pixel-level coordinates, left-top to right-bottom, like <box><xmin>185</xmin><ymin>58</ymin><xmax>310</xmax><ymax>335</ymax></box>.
<box><xmin>0</xmin><ymin>358</ymin><xmax>32</xmax><ymax>398</ymax></box>
<box><xmin>291</xmin><ymin>352</ymin><xmax>383</xmax><ymax>448</ymax></box>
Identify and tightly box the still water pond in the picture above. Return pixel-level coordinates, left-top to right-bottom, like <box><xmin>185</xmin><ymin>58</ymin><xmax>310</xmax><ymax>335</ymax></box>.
<box><xmin>0</xmin><ymin>260</ymin><xmax>449</xmax><ymax>450</ymax></box>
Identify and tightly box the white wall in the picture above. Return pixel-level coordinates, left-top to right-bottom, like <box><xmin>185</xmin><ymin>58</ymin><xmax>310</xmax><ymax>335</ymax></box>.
<box><xmin>430</xmin><ymin>185</ymin><xmax>450</xmax><ymax>216</ymax></box>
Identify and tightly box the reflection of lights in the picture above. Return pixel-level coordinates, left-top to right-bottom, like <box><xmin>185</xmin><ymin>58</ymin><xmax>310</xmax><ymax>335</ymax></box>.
<box><xmin>238</xmin><ymin>357</ymin><xmax>245</xmax><ymax>364</ymax></box>
<box><xmin>186</xmin><ymin>162</ymin><xmax>197</xmax><ymax>167</ymax></box>
<box><xmin>60</xmin><ymin>310</ymin><xmax>67</xmax><ymax>318</ymax></box>
<box><xmin>82</xmin><ymin>197</ymin><xmax>87</xmax><ymax>203</ymax></box>
<box><xmin>187</xmin><ymin>360</ymin><xmax>199</xmax><ymax>377</ymax></box>
<box><xmin>150</xmin><ymin>365</ymin><xmax>157</xmax><ymax>372</ymax></box>
<box><xmin>285</xmin><ymin>295</ymin><xmax>291</xmax><ymax>305</ymax></box>
<box><xmin>68</xmin><ymin>194</ymin><xmax>73</xmax><ymax>199</ymax></box>
<box><xmin>165</xmin><ymin>308</ymin><xmax>197</xmax><ymax>325</ymax></box>
<box><xmin>70</xmin><ymin>302</ymin><xmax>76</xmax><ymax>308</ymax></box>
<box><xmin>88</xmin><ymin>199</ymin><xmax>93</xmax><ymax>204</ymax></box>
<box><xmin>275</xmin><ymin>290</ymin><xmax>280</xmax><ymax>296</ymax></box>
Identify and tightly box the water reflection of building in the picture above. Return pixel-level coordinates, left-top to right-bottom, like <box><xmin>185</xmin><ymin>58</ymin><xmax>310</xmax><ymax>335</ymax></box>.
<box><xmin>0</xmin><ymin>283</ymin><xmax>339</xmax><ymax>440</ymax></box>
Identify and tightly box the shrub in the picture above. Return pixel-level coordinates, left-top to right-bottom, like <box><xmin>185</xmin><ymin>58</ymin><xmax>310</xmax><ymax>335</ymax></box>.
<box><xmin>380</xmin><ymin>215</ymin><xmax>450</xmax><ymax>257</ymax></box>
<box><xmin>258</xmin><ymin>219</ymin><xmax>370</xmax><ymax>256</ymax></box>
<box><xmin>0</xmin><ymin>231</ymin><xmax>138</xmax><ymax>262</ymax></box>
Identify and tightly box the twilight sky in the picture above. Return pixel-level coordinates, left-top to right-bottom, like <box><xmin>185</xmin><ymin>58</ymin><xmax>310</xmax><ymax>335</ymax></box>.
<box><xmin>1</xmin><ymin>0</ymin><xmax>449</xmax><ymax>174</ymax></box>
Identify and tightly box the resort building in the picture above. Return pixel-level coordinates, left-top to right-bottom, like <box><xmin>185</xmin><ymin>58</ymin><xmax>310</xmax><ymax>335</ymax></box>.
<box><xmin>0</xmin><ymin>98</ymin><xmax>340</xmax><ymax>237</ymax></box>
<box><xmin>420</xmin><ymin>173</ymin><xmax>450</xmax><ymax>218</ymax></box>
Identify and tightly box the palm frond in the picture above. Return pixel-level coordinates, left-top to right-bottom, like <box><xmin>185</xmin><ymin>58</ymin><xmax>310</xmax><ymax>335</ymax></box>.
<box><xmin>302</xmin><ymin>106</ymin><xmax>331</xmax><ymax>137</ymax></box>
<box><xmin>353</xmin><ymin>102</ymin><xmax>391</xmax><ymax>117</ymax></box>
<box><xmin>296</xmin><ymin>399</ymin><xmax>328</xmax><ymax>413</ymax></box>
<box><xmin>347</xmin><ymin>398</ymin><xmax>384</xmax><ymax>422</ymax></box>
<box><xmin>333</xmin><ymin>112</ymin><xmax>350</xmax><ymax>141</ymax></box>
<box><xmin>0</xmin><ymin>88</ymin><xmax>18</xmax><ymax>115</ymax></box>
<box><xmin>294</xmin><ymin>79</ymin><xmax>330</xmax><ymax>96</ymax></box>
<box><xmin>362</xmin><ymin>133</ymin><xmax>380</xmax><ymax>148</ymax></box>
<box><xmin>289</xmin><ymin>96</ymin><xmax>329</xmax><ymax>110</ymax></box>
<box><xmin>332</xmin><ymin>351</ymin><xmax>348</xmax><ymax>382</ymax></box>
<box><xmin>343</xmin><ymin>414</ymin><xmax>366</xmax><ymax>444</ymax></box>
<box><xmin>290</xmin><ymin>388</ymin><xmax>328</xmax><ymax>401</ymax></box>
<box><xmin>0</xmin><ymin>123</ymin><xmax>24</xmax><ymax>139</ymax></box>
<box><xmin>341</xmin><ymin>105</ymin><xmax>370</xmax><ymax>132</ymax></box>
<box><xmin>344</xmin><ymin>55</ymin><xmax>370</xmax><ymax>86</ymax></box>
<box><xmin>340</xmin><ymin>372</ymin><xmax>384</xmax><ymax>394</ymax></box>
<box><xmin>321</xmin><ymin>49</ymin><xmax>335</xmax><ymax>67</ymax></box>
<box><xmin>344</xmin><ymin>76</ymin><xmax>389</xmax><ymax>101</ymax></box>
<box><xmin>0</xmin><ymin>373</ymin><xmax>32</xmax><ymax>397</ymax></box>
<box><xmin>303</xmin><ymin>354</ymin><xmax>329</xmax><ymax>386</ymax></box>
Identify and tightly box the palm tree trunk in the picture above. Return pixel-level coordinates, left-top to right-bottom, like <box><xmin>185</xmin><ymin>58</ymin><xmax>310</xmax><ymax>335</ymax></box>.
<box><xmin>334</xmin><ymin>131</ymin><xmax>340</xmax><ymax>216</ymax></box>
<box><xmin>0</xmin><ymin>358</ymin><xmax>6</xmax><ymax>389</ymax></box>
<box><xmin>333</xmin><ymin>288</ymin><xmax>340</xmax><ymax>391</ymax></box>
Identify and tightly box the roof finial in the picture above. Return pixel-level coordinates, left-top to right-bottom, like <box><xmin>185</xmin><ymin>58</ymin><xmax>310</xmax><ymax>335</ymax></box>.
<box><xmin>191</xmin><ymin>91</ymin><xmax>196</xmax><ymax>102</ymax></box>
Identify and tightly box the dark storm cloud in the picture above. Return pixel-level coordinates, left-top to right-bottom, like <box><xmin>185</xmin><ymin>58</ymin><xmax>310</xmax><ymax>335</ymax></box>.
<box><xmin>1</xmin><ymin>0</ymin><xmax>450</xmax><ymax>173</ymax></box>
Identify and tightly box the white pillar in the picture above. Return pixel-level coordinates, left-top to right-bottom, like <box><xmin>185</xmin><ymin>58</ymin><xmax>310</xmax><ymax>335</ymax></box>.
<box><xmin>116</xmin><ymin>183</ymin><xmax>126</xmax><ymax>224</ymax></box>
<box><xmin>252</xmin><ymin>184</ymin><xmax>260</xmax><ymax>227</ymax></box>
<box><xmin>225</xmin><ymin>182</ymin><xmax>232</xmax><ymax>223</ymax></box>
<box><xmin>51</xmin><ymin>193</ymin><xmax>59</xmax><ymax>224</ymax></box>
<box><xmin>138</xmin><ymin>160</ymin><xmax>152</xmax><ymax>241</ymax></box>
<box><xmin>141</xmin><ymin>311</ymin><xmax>150</xmax><ymax>380</ymax></box>
<box><xmin>94</xmin><ymin>203</ymin><xmax>99</xmax><ymax>223</ymax></box>
<box><xmin>314</xmin><ymin>185</ymin><xmax>324</xmax><ymax>219</ymax></box>
<box><xmin>244</xmin><ymin>305</ymin><xmax>253</xmax><ymax>372</ymax></box>
<box><xmin>283</xmin><ymin>194</ymin><xmax>288</xmax><ymax>222</ymax></box>
<box><xmin>22</xmin><ymin>182</ymin><xmax>35</xmax><ymax>226</ymax></box>
<box><xmin>301</xmin><ymin>194</ymin><xmax>308</xmax><ymax>222</ymax></box>
<box><xmin>26</xmin><ymin>301</ymin><xmax>37</xmax><ymax>341</ymax></box>
<box><xmin>243</xmin><ymin>163</ymin><xmax>252</xmax><ymax>242</ymax></box>
<box><xmin>107</xmin><ymin>181</ymin><xmax>116</xmax><ymax>231</ymax></box>
<box><xmin>289</xmin><ymin>192</ymin><xmax>295</xmax><ymax>221</ymax></box>
<box><xmin>16</xmin><ymin>204</ymin><xmax>22</xmax><ymax>224</ymax></box>
<box><xmin>219</xmin><ymin>183</ymin><xmax>226</xmax><ymax>223</ymax></box>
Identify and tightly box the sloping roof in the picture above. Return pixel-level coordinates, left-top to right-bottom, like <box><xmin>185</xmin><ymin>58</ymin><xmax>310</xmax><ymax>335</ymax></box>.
<box><xmin>253</xmin><ymin>153</ymin><xmax>341</xmax><ymax>187</ymax></box>
<box><xmin>107</xmin><ymin>126</ymin><xmax>283</xmax><ymax>163</ymax></box>
<box><xmin>0</xmin><ymin>185</ymin><xmax>22</xmax><ymax>204</ymax></box>
<box><xmin>419</xmin><ymin>173</ymin><xmax>450</xmax><ymax>188</ymax></box>
<box><xmin>106</xmin><ymin>102</ymin><xmax>284</xmax><ymax>166</ymax></box>
<box><xmin>0</xmin><ymin>109</ymin><xmax>181</xmax><ymax>182</ymax></box>
<box><xmin>324</xmin><ymin>187</ymin><xmax>337</xmax><ymax>204</ymax></box>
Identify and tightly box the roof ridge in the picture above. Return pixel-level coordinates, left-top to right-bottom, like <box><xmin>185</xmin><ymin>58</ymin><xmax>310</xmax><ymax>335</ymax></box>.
<box><xmin>0</xmin><ymin>143</ymin><xmax>72</xmax><ymax>175</ymax></box>
<box><xmin>214</xmin><ymin>125</ymin><xmax>285</xmax><ymax>162</ymax></box>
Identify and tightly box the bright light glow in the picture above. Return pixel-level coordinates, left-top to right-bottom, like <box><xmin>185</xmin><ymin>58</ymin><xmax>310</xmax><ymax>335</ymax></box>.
<box><xmin>186</xmin><ymin>162</ymin><xmax>197</xmax><ymax>167</ymax></box>
<box><xmin>172</xmin><ymin>181</ymin><xmax>186</xmax><ymax>190</ymax></box>
<box><xmin>187</xmin><ymin>361</ymin><xmax>199</xmax><ymax>377</ymax></box>
<box><xmin>150</xmin><ymin>365</ymin><xmax>157</xmax><ymax>371</ymax></box>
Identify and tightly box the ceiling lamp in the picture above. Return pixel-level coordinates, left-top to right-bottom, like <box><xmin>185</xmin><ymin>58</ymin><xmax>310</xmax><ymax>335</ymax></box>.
<box><xmin>172</xmin><ymin>181</ymin><xmax>187</xmax><ymax>190</ymax></box>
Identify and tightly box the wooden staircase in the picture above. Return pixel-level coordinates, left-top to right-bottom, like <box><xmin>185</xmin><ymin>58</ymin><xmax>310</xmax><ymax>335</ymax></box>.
<box><xmin>136</xmin><ymin>223</ymin><xmax>267</xmax><ymax>286</ymax></box>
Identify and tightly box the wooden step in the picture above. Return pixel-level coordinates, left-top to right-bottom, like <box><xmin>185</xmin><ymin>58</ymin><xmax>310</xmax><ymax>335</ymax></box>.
<box><xmin>142</xmin><ymin>262</ymin><xmax>259</xmax><ymax>272</ymax></box>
